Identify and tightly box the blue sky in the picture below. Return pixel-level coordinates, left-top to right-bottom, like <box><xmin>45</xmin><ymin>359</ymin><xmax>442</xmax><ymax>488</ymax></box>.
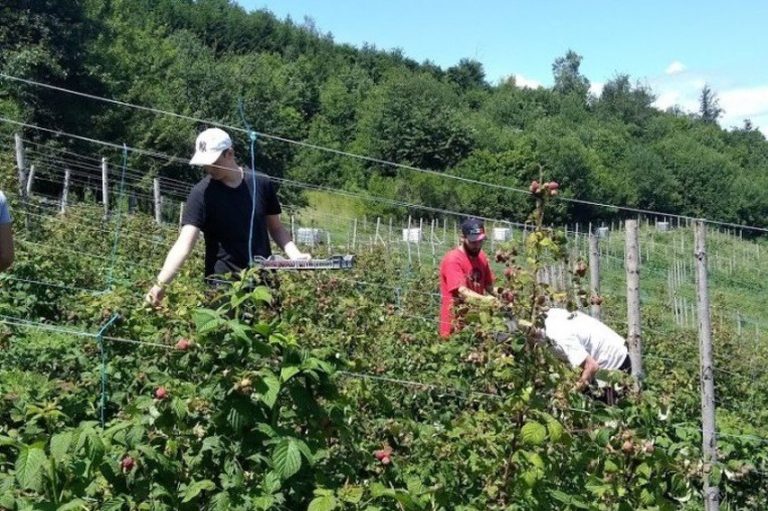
<box><xmin>238</xmin><ymin>1</ymin><xmax>768</xmax><ymax>133</ymax></box>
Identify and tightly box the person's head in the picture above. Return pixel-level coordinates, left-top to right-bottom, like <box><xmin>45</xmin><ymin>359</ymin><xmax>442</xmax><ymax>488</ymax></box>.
<box><xmin>189</xmin><ymin>128</ymin><xmax>236</xmax><ymax>180</ymax></box>
<box><xmin>460</xmin><ymin>217</ymin><xmax>486</xmax><ymax>256</ymax></box>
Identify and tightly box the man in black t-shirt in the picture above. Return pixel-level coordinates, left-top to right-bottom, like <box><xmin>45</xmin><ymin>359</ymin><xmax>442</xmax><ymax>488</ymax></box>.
<box><xmin>145</xmin><ymin>128</ymin><xmax>310</xmax><ymax>306</ymax></box>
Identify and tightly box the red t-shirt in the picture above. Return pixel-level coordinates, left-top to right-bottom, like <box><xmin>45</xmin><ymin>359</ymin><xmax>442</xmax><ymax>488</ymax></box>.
<box><xmin>438</xmin><ymin>248</ymin><xmax>494</xmax><ymax>337</ymax></box>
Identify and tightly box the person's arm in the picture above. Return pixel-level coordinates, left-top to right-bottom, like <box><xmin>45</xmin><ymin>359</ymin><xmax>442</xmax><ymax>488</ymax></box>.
<box><xmin>457</xmin><ymin>285</ymin><xmax>497</xmax><ymax>304</ymax></box>
<box><xmin>0</xmin><ymin>223</ymin><xmax>14</xmax><ymax>271</ymax></box>
<box><xmin>266</xmin><ymin>215</ymin><xmax>310</xmax><ymax>260</ymax></box>
<box><xmin>145</xmin><ymin>225</ymin><xmax>200</xmax><ymax>306</ymax></box>
<box><xmin>575</xmin><ymin>355</ymin><xmax>600</xmax><ymax>390</ymax></box>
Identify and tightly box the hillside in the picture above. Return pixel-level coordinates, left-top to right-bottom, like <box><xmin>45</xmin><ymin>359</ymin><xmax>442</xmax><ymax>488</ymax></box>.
<box><xmin>0</xmin><ymin>188</ymin><xmax>765</xmax><ymax>508</ymax></box>
<box><xmin>2</xmin><ymin>0</ymin><xmax>768</xmax><ymax>228</ymax></box>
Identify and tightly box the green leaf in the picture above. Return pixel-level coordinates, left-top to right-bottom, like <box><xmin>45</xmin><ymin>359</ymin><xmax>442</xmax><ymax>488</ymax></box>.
<box><xmin>83</xmin><ymin>427</ymin><xmax>105</xmax><ymax>463</ymax></box>
<box><xmin>548</xmin><ymin>489</ymin><xmax>590</xmax><ymax>509</ymax></box>
<box><xmin>57</xmin><ymin>499</ymin><xmax>88</xmax><ymax>510</ymax></box>
<box><xmin>255</xmin><ymin>423</ymin><xmax>277</xmax><ymax>439</ymax></box>
<box><xmin>101</xmin><ymin>498</ymin><xmax>126</xmax><ymax>511</ymax></box>
<box><xmin>201</xmin><ymin>436</ymin><xmax>223</xmax><ymax>454</ymax></box>
<box><xmin>262</xmin><ymin>471</ymin><xmax>281</xmax><ymax>494</ymax></box>
<box><xmin>520</xmin><ymin>421</ymin><xmax>547</xmax><ymax>446</ymax></box>
<box><xmin>280</xmin><ymin>366</ymin><xmax>301</xmax><ymax>383</ymax></box>
<box><xmin>543</xmin><ymin>414</ymin><xmax>564</xmax><ymax>443</ymax></box>
<box><xmin>640</xmin><ymin>488</ymin><xmax>655</xmax><ymax>506</ymax></box>
<box><xmin>181</xmin><ymin>479</ymin><xmax>216</xmax><ymax>503</ymax></box>
<box><xmin>50</xmin><ymin>431</ymin><xmax>73</xmax><ymax>462</ymax></box>
<box><xmin>272</xmin><ymin>439</ymin><xmax>302</xmax><ymax>479</ymax></box>
<box><xmin>295</xmin><ymin>439</ymin><xmax>314</xmax><ymax>465</ymax></box>
<box><xmin>210</xmin><ymin>491</ymin><xmax>231</xmax><ymax>511</ymax></box>
<box><xmin>0</xmin><ymin>435</ymin><xmax>19</xmax><ymax>448</ymax></box>
<box><xmin>193</xmin><ymin>308</ymin><xmax>224</xmax><ymax>333</ymax></box>
<box><xmin>171</xmin><ymin>397</ymin><xmax>187</xmax><ymax>420</ymax></box>
<box><xmin>256</xmin><ymin>372</ymin><xmax>281</xmax><ymax>409</ymax></box>
<box><xmin>250</xmin><ymin>286</ymin><xmax>273</xmax><ymax>304</ymax></box>
<box><xmin>15</xmin><ymin>446</ymin><xmax>47</xmax><ymax>491</ymax></box>
<box><xmin>339</xmin><ymin>485</ymin><xmax>364</xmax><ymax>504</ymax></box>
<box><xmin>308</xmin><ymin>494</ymin><xmax>337</xmax><ymax>511</ymax></box>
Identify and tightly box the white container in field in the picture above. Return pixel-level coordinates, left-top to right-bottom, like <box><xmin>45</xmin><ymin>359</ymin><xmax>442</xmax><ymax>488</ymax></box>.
<box><xmin>297</xmin><ymin>227</ymin><xmax>326</xmax><ymax>245</ymax></box>
<box><xmin>656</xmin><ymin>221</ymin><xmax>670</xmax><ymax>232</ymax></box>
<box><xmin>402</xmin><ymin>228</ymin><xmax>422</xmax><ymax>242</ymax></box>
<box><xmin>596</xmin><ymin>226</ymin><xmax>609</xmax><ymax>239</ymax></box>
<box><xmin>493</xmin><ymin>227</ymin><xmax>512</xmax><ymax>241</ymax></box>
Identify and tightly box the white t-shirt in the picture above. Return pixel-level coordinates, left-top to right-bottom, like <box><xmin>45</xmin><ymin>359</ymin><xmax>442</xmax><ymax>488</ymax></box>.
<box><xmin>543</xmin><ymin>308</ymin><xmax>628</xmax><ymax>370</ymax></box>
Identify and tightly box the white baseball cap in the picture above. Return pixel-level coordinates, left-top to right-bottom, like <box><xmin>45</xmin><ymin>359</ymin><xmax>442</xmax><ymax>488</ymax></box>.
<box><xmin>189</xmin><ymin>128</ymin><xmax>232</xmax><ymax>166</ymax></box>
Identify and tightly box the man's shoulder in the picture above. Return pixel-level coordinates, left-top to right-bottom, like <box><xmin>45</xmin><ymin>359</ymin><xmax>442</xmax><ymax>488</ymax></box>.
<box><xmin>189</xmin><ymin>176</ymin><xmax>212</xmax><ymax>192</ymax></box>
<box><xmin>441</xmin><ymin>247</ymin><xmax>464</xmax><ymax>263</ymax></box>
<box><xmin>239</xmin><ymin>169</ymin><xmax>275</xmax><ymax>192</ymax></box>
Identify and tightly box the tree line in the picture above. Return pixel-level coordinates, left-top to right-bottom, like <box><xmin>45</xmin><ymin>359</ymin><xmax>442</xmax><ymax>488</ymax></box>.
<box><xmin>2</xmin><ymin>0</ymin><xmax>768</xmax><ymax>227</ymax></box>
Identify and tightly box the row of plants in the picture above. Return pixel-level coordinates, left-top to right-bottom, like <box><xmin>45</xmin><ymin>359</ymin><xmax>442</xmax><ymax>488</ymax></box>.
<box><xmin>0</xmin><ymin>191</ymin><xmax>766</xmax><ymax>509</ymax></box>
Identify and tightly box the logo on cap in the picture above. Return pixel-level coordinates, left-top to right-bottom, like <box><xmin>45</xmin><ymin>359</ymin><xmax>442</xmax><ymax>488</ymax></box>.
<box><xmin>198</xmin><ymin>141</ymin><xmax>207</xmax><ymax>152</ymax></box>
<box><xmin>467</xmin><ymin>226</ymin><xmax>484</xmax><ymax>236</ymax></box>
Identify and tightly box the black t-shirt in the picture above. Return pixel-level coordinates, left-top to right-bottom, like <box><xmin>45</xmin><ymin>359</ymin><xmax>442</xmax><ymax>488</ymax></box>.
<box><xmin>182</xmin><ymin>171</ymin><xmax>282</xmax><ymax>277</ymax></box>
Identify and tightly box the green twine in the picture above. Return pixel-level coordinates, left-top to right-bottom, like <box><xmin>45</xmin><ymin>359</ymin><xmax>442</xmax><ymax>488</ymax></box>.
<box><xmin>105</xmin><ymin>144</ymin><xmax>129</xmax><ymax>288</ymax></box>
<box><xmin>96</xmin><ymin>313</ymin><xmax>120</xmax><ymax>428</ymax></box>
<box><xmin>237</xmin><ymin>98</ymin><xmax>260</xmax><ymax>266</ymax></box>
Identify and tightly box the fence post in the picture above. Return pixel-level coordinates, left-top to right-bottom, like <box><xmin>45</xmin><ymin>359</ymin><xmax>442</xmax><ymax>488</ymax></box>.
<box><xmin>694</xmin><ymin>220</ymin><xmax>719</xmax><ymax>511</ymax></box>
<box><xmin>60</xmin><ymin>168</ymin><xmax>71</xmax><ymax>214</ymax></box>
<box><xmin>15</xmin><ymin>133</ymin><xmax>27</xmax><ymax>199</ymax></box>
<box><xmin>26</xmin><ymin>164</ymin><xmax>35</xmax><ymax>197</ymax></box>
<box><xmin>178</xmin><ymin>201</ymin><xmax>185</xmax><ymax>228</ymax></box>
<box><xmin>589</xmin><ymin>234</ymin><xmax>601</xmax><ymax>319</ymax></box>
<box><xmin>101</xmin><ymin>157</ymin><xmax>109</xmax><ymax>216</ymax></box>
<box><xmin>153</xmin><ymin>178</ymin><xmax>162</xmax><ymax>224</ymax></box>
<box><xmin>625</xmin><ymin>219</ymin><xmax>644</xmax><ymax>387</ymax></box>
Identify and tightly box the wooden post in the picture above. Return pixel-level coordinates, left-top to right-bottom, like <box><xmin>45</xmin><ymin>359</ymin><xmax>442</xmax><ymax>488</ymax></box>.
<box><xmin>178</xmin><ymin>201</ymin><xmax>185</xmax><ymax>228</ymax></box>
<box><xmin>25</xmin><ymin>164</ymin><xmax>35</xmax><ymax>197</ymax></box>
<box><xmin>153</xmin><ymin>178</ymin><xmax>162</xmax><ymax>224</ymax></box>
<box><xmin>625</xmin><ymin>219</ymin><xmax>644</xmax><ymax>386</ymax></box>
<box><xmin>352</xmin><ymin>218</ymin><xmax>357</xmax><ymax>251</ymax></box>
<box><xmin>589</xmin><ymin>234</ymin><xmax>601</xmax><ymax>319</ymax></box>
<box><xmin>101</xmin><ymin>157</ymin><xmax>109</xmax><ymax>216</ymax></box>
<box><xmin>15</xmin><ymin>133</ymin><xmax>27</xmax><ymax>199</ymax></box>
<box><xmin>375</xmin><ymin>217</ymin><xmax>381</xmax><ymax>244</ymax></box>
<box><xmin>694</xmin><ymin>220</ymin><xmax>719</xmax><ymax>511</ymax></box>
<box><xmin>60</xmin><ymin>168</ymin><xmax>71</xmax><ymax>214</ymax></box>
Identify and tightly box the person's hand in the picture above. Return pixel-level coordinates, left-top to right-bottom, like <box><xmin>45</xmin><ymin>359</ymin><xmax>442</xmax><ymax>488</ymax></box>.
<box><xmin>145</xmin><ymin>284</ymin><xmax>165</xmax><ymax>307</ymax></box>
<box><xmin>289</xmin><ymin>251</ymin><xmax>312</xmax><ymax>261</ymax></box>
<box><xmin>284</xmin><ymin>241</ymin><xmax>311</xmax><ymax>261</ymax></box>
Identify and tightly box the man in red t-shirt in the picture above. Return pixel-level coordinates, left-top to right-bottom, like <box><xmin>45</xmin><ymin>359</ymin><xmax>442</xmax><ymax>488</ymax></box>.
<box><xmin>439</xmin><ymin>218</ymin><xmax>496</xmax><ymax>337</ymax></box>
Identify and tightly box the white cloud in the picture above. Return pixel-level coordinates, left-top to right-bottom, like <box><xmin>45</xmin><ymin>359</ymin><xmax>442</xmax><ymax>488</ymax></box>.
<box><xmin>719</xmin><ymin>86</ymin><xmax>768</xmax><ymax>118</ymax></box>
<box><xmin>513</xmin><ymin>74</ymin><xmax>542</xmax><ymax>89</ymax></box>
<box><xmin>651</xmin><ymin>77</ymin><xmax>768</xmax><ymax>135</ymax></box>
<box><xmin>652</xmin><ymin>86</ymin><xmax>698</xmax><ymax>113</ymax></box>
<box><xmin>665</xmin><ymin>60</ymin><xmax>686</xmax><ymax>75</ymax></box>
<box><xmin>720</xmin><ymin>86</ymin><xmax>768</xmax><ymax>134</ymax></box>
<box><xmin>589</xmin><ymin>81</ymin><xmax>604</xmax><ymax>97</ymax></box>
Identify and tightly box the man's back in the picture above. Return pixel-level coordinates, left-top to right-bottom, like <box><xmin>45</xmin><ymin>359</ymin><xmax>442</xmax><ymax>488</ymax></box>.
<box><xmin>544</xmin><ymin>308</ymin><xmax>628</xmax><ymax>370</ymax></box>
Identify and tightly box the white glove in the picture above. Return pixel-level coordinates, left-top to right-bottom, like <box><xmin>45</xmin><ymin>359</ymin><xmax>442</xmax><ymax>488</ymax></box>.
<box><xmin>284</xmin><ymin>241</ymin><xmax>311</xmax><ymax>261</ymax></box>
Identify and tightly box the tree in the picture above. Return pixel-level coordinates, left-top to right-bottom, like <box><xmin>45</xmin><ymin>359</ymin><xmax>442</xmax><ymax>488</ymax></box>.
<box><xmin>699</xmin><ymin>84</ymin><xmax>723</xmax><ymax>123</ymax></box>
<box><xmin>596</xmin><ymin>74</ymin><xmax>655</xmax><ymax>128</ymax></box>
<box><xmin>552</xmin><ymin>50</ymin><xmax>590</xmax><ymax>98</ymax></box>
<box><xmin>446</xmin><ymin>58</ymin><xmax>487</xmax><ymax>91</ymax></box>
